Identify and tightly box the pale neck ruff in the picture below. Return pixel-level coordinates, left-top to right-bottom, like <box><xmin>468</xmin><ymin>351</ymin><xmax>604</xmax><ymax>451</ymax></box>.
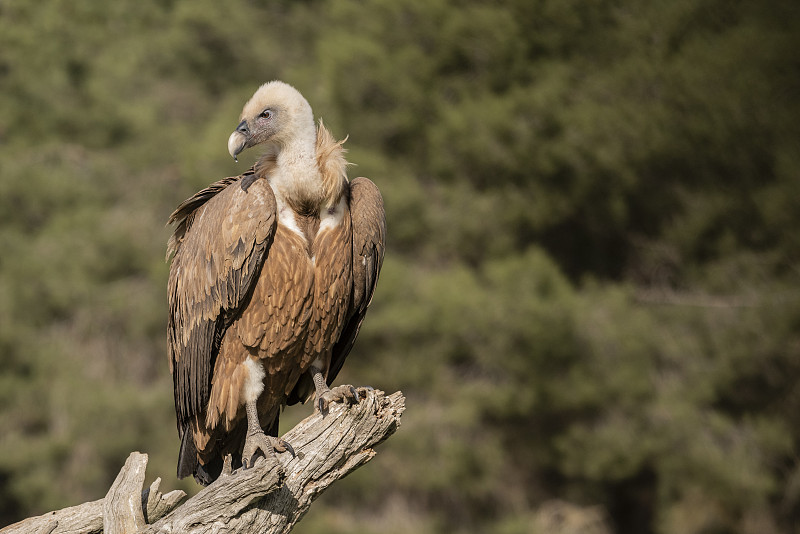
<box><xmin>270</xmin><ymin>129</ymin><xmax>324</xmax><ymax>211</ymax></box>
<box><xmin>277</xmin><ymin>135</ymin><xmax>316</xmax><ymax>171</ymax></box>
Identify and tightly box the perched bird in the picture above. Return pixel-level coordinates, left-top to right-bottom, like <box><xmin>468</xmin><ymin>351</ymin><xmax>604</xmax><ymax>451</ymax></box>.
<box><xmin>166</xmin><ymin>81</ymin><xmax>386</xmax><ymax>485</ymax></box>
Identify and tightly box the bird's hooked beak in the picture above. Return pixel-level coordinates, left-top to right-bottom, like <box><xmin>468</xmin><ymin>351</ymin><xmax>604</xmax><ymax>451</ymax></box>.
<box><xmin>227</xmin><ymin>119</ymin><xmax>250</xmax><ymax>162</ymax></box>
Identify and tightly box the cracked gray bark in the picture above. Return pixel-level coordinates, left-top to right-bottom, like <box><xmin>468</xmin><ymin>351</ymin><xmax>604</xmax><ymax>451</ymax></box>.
<box><xmin>0</xmin><ymin>389</ymin><xmax>405</xmax><ymax>534</ymax></box>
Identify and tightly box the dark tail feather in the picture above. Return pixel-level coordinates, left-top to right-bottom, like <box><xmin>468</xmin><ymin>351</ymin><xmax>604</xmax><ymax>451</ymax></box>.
<box><xmin>178</xmin><ymin>416</ymin><xmax>281</xmax><ymax>487</ymax></box>
<box><xmin>177</xmin><ymin>425</ymin><xmax>198</xmax><ymax>480</ymax></box>
<box><xmin>179</xmin><ymin>429</ymin><xmax>221</xmax><ymax>486</ymax></box>
<box><xmin>194</xmin><ymin>457</ymin><xmax>221</xmax><ymax>486</ymax></box>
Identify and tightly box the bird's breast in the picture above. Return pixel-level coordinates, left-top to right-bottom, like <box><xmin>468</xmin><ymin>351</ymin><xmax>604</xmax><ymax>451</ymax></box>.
<box><xmin>278</xmin><ymin>206</ymin><xmax>308</xmax><ymax>243</ymax></box>
<box><xmin>318</xmin><ymin>196</ymin><xmax>348</xmax><ymax>234</ymax></box>
<box><xmin>277</xmin><ymin>195</ymin><xmax>349</xmax><ymax>256</ymax></box>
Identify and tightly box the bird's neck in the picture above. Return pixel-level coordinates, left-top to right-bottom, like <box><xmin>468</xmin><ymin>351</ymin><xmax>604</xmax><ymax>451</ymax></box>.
<box><xmin>267</xmin><ymin>131</ymin><xmax>326</xmax><ymax>215</ymax></box>
<box><xmin>277</xmin><ymin>134</ymin><xmax>317</xmax><ymax>179</ymax></box>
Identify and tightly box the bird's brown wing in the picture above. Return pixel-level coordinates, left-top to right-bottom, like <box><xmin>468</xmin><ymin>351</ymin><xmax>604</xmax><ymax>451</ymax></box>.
<box><xmin>167</xmin><ymin>173</ymin><xmax>277</xmax><ymax>437</ymax></box>
<box><xmin>326</xmin><ymin>177</ymin><xmax>386</xmax><ymax>385</ymax></box>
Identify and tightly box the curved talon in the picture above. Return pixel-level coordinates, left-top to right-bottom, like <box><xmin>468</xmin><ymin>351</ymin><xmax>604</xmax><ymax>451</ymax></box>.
<box><xmin>281</xmin><ymin>440</ymin><xmax>296</xmax><ymax>458</ymax></box>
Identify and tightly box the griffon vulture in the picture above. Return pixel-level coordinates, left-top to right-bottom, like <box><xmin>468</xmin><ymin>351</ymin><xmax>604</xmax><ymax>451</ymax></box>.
<box><xmin>166</xmin><ymin>81</ymin><xmax>386</xmax><ymax>485</ymax></box>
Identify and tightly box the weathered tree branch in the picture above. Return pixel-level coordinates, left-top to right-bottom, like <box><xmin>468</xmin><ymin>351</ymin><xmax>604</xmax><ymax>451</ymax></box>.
<box><xmin>0</xmin><ymin>458</ymin><xmax>185</xmax><ymax>534</ymax></box>
<box><xmin>1</xmin><ymin>389</ymin><xmax>405</xmax><ymax>534</ymax></box>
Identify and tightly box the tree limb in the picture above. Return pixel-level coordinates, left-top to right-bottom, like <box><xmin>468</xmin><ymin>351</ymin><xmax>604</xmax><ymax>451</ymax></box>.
<box><xmin>0</xmin><ymin>389</ymin><xmax>405</xmax><ymax>534</ymax></box>
<box><xmin>0</xmin><ymin>454</ymin><xmax>185</xmax><ymax>534</ymax></box>
<box><xmin>104</xmin><ymin>452</ymin><xmax>148</xmax><ymax>533</ymax></box>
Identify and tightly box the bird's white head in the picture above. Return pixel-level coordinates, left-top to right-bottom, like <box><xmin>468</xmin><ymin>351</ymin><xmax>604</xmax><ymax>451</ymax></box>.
<box><xmin>227</xmin><ymin>81</ymin><xmax>315</xmax><ymax>161</ymax></box>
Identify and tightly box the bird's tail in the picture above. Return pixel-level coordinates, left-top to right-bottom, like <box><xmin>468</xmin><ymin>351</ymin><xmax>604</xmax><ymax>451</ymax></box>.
<box><xmin>179</xmin><ymin>427</ymin><xmax>222</xmax><ymax>486</ymax></box>
<box><xmin>177</xmin><ymin>425</ymin><xmax>199</xmax><ymax>480</ymax></box>
<box><xmin>177</xmin><ymin>416</ymin><xmax>281</xmax><ymax>486</ymax></box>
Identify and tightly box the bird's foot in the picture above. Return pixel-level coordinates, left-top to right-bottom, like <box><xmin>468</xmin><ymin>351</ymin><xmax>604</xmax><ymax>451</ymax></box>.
<box><xmin>317</xmin><ymin>385</ymin><xmax>373</xmax><ymax>415</ymax></box>
<box><xmin>241</xmin><ymin>430</ymin><xmax>295</xmax><ymax>470</ymax></box>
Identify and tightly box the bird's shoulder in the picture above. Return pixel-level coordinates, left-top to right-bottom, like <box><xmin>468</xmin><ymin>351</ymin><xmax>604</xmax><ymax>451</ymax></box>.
<box><xmin>167</xmin><ymin>170</ymin><xmax>277</xmax><ymax>260</ymax></box>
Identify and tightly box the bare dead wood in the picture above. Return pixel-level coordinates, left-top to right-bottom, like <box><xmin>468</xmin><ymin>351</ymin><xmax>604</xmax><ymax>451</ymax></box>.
<box><xmin>104</xmin><ymin>452</ymin><xmax>148</xmax><ymax>533</ymax></box>
<box><xmin>0</xmin><ymin>454</ymin><xmax>186</xmax><ymax>534</ymax></box>
<box><xmin>0</xmin><ymin>389</ymin><xmax>404</xmax><ymax>534</ymax></box>
<box><xmin>144</xmin><ymin>389</ymin><xmax>404</xmax><ymax>533</ymax></box>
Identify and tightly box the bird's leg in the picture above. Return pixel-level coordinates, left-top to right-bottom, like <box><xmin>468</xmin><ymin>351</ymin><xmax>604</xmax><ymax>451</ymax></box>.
<box><xmin>241</xmin><ymin>399</ymin><xmax>294</xmax><ymax>469</ymax></box>
<box><xmin>310</xmin><ymin>366</ymin><xmax>371</xmax><ymax>415</ymax></box>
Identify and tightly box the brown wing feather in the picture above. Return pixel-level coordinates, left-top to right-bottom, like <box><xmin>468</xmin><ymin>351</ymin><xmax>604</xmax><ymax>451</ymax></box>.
<box><xmin>204</xmin><ymin>225</ymin><xmax>315</xmax><ymax>431</ymax></box>
<box><xmin>167</xmin><ymin>174</ymin><xmax>277</xmax><ymax>436</ymax></box>
<box><xmin>327</xmin><ymin>177</ymin><xmax>385</xmax><ymax>385</ymax></box>
<box><xmin>166</xmin><ymin>168</ymin><xmax>256</xmax><ymax>260</ymax></box>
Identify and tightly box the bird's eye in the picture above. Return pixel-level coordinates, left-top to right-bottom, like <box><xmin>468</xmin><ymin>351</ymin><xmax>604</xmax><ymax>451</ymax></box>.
<box><xmin>259</xmin><ymin>109</ymin><xmax>273</xmax><ymax>119</ymax></box>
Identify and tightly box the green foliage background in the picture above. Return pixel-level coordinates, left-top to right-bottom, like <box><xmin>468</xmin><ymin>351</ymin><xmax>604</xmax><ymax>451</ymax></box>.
<box><xmin>1</xmin><ymin>1</ymin><xmax>799</xmax><ymax>532</ymax></box>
